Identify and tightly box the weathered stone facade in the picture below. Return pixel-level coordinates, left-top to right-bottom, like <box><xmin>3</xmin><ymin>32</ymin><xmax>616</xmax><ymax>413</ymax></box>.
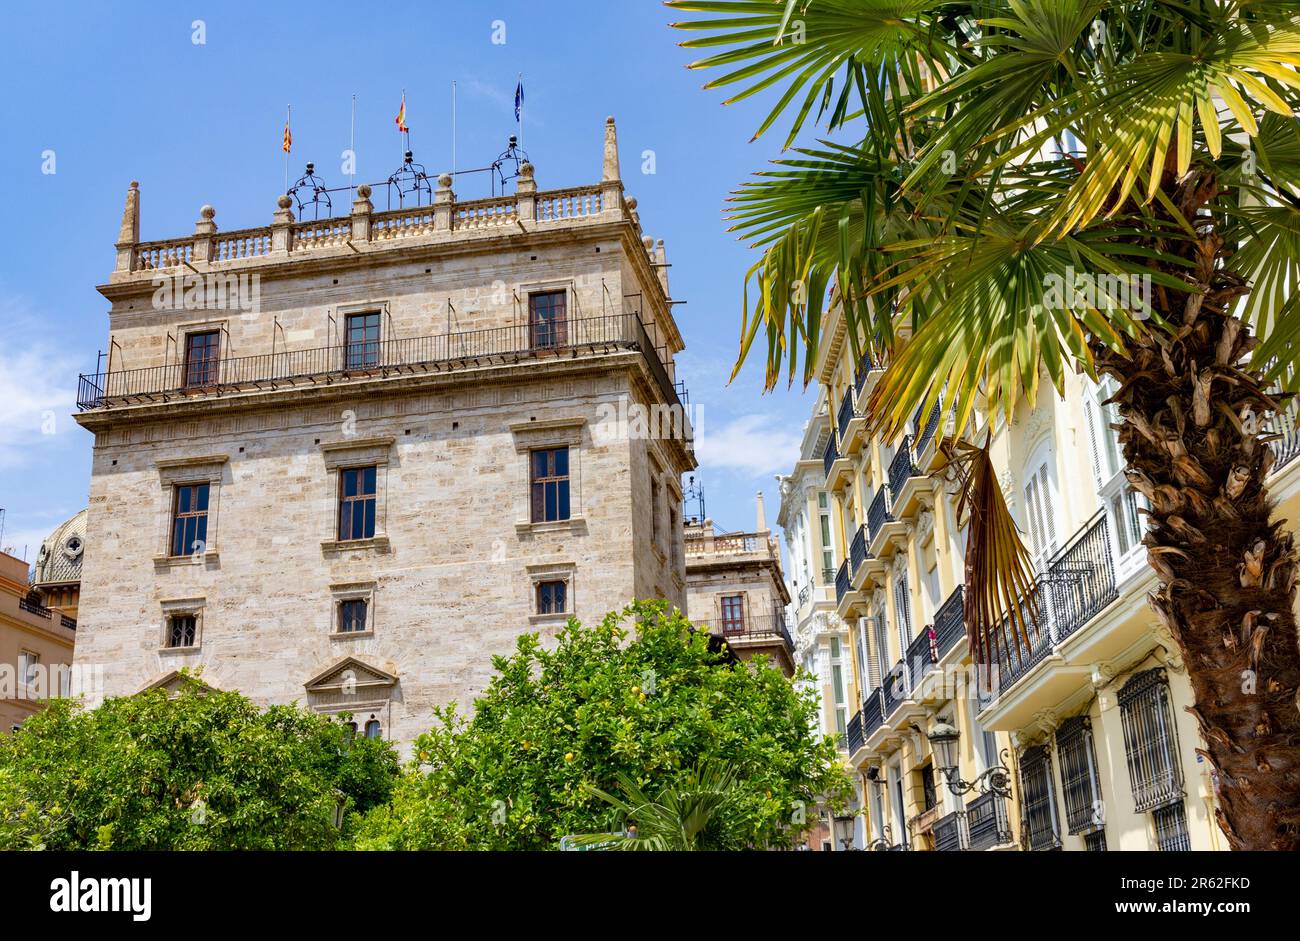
<box><xmin>71</xmin><ymin>118</ymin><xmax>694</xmax><ymax>751</ymax></box>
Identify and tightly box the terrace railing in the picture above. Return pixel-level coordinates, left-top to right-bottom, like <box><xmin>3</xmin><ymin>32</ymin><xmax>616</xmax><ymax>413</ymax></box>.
<box><xmin>77</xmin><ymin>313</ymin><xmax>688</xmax><ymax>422</ymax></box>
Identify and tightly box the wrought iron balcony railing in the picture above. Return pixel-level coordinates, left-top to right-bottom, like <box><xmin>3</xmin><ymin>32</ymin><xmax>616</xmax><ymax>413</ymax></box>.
<box><xmin>60</xmin><ymin>615</ymin><xmax>77</xmax><ymax>631</ymax></box>
<box><xmin>835</xmin><ymin>559</ymin><xmax>850</xmax><ymax>607</ymax></box>
<box><xmin>822</xmin><ymin>434</ymin><xmax>840</xmax><ymax>481</ymax></box>
<box><xmin>913</xmin><ymin>400</ymin><xmax>943</xmax><ymax>458</ymax></box>
<box><xmin>866</xmin><ymin>487</ymin><xmax>892</xmax><ymax>543</ymax></box>
<box><xmin>933</xmin><ymin>586</ymin><xmax>965</xmax><ymax>659</ymax></box>
<box><xmin>990</xmin><ymin>513</ymin><xmax>1118</xmax><ymax>696</ymax></box>
<box><xmin>854</xmin><ymin>351</ymin><xmax>873</xmax><ymax>395</ymax></box>
<box><xmin>77</xmin><ymin>313</ymin><xmax>689</xmax><ymax>423</ymax></box>
<box><xmin>720</xmin><ymin>613</ymin><xmax>793</xmax><ymax>651</ymax></box>
<box><xmin>797</xmin><ymin>583</ymin><xmax>812</xmax><ymax>611</ymax></box>
<box><xmin>837</xmin><ymin>387</ymin><xmax>855</xmax><ymax>443</ymax></box>
<box><xmin>861</xmin><ymin>686</ymin><xmax>885</xmax><ymax>739</ymax></box>
<box><xmin>888</xmin><ymin>436</ymin><xmax>920</xmax><ymax>500</ymax></box>
<box><xmin>932</xmin><ymin>810</ymin><xmax>968</xmax><ymax>851</ymax></box>
<box><xmin>846</xmin><ymin>709</ymin><xmax>865</xmax><ymax>754</ymax></box>
<box><xmin>966</xmin><ymin>791</ymin><xmax>1013</xmax><ymax>850</ymax></box>
<box><xmin>881</xmin><ymin>662</ymin><xmax>909</xmax><ymax>717</ymax></box>
<box><xmin>906</xmin><ymin>625</ymin><xmax>938</xmax><ymax>692</ymax></box>
<box><xmin>849</xmin><ymin>524</ymin><xmax>868</xmax><ymax>575</ymax></box>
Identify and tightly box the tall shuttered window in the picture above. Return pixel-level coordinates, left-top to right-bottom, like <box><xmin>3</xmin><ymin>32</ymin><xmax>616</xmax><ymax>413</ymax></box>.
<box><xmin>1056</xmin><ymin>716</ymin><xmax>1105</xmax><ymax>837</ymax></box>
<box><xmin>1019</xmin><ymin>745</ymin><xmax>1061</xmax><ymax>851</ymax></box>
<box><xmin>1118</xmin><ymin>669</ymin><xmax>1185</xmax><ymax>813</ymax></box>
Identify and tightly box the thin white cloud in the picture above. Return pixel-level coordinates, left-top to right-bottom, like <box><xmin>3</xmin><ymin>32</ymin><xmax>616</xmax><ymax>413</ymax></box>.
<box><xmin>694</xmin><ymin>413</ymin><xmax>802</xmax><ymax>479</ymax></box>
<box><xmin>0</xmin><ymin>296</ymin><xmax>79</xmax><ymax>471</ymax></box>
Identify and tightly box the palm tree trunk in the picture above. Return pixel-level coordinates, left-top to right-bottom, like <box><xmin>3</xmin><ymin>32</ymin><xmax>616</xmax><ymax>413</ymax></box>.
<box><xmin>1095</xmin><ymin>165</ymin><xmax>1300</xmax><ymax>851</ymax></box>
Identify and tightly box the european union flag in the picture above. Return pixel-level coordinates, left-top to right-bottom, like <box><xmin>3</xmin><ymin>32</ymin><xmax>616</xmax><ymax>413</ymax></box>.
<box><xmin>515</xmin><ymin>80</ymin><xmax>524</xmax><ymax>123</ymax></box>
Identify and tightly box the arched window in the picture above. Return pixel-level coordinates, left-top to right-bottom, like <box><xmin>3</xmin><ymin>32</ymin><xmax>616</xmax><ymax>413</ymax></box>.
<box><xmin>364</xmin><ymin>719</ymin><xmax>382</xmax><ymax>740</ymax></box>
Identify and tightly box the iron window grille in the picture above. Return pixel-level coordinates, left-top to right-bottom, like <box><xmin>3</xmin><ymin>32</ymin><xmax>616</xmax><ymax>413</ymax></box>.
<box><xmin>1084</xmin><ymin>830</ymin><xmax>1109</xmax><ymax>852</ymax></box>
<box><xmin>1018</xmin><ymin>745</ymin><xmax>1062</xmax><ymax>850</ymax></box>
<box><xmin>167</xmin><ymin>615</ymin><xmax>197</xmax><ymax>649</ymax></box>
<box><xmin>530</xmin><ymin>447</ymin><xmax>571</xmax><ymax>523</ymax></box>
<box><xmin>537</xmin><ymin>580</ymin><xmax>568</xmax><ymax>616</ymax></box>
<box><xmin>338</xmin><ymin>466</ymin><xmax>378</xmax><ymax>541</ymax></box>
<box><xmin>344</xmin><ymin>312</ymin><xmax>381</xmax><ymax>369</ymax></box>
<box><xmin>529</xmin><ymin>291</ymin><xmax>568</xmax><ymax>349</ymax></box>
<box><xmin>170</xmin><ymin>483</ymin><xmax>210</xmax><ymax>558</ymax></box>
<box><xmin>1056</xmin><ymin>716</ymin><xmax>1105</xmax><ymax>835</ymax></box>
<box><xmin>183</xmin><ymin>330</ymin><xmax>221</xmax><ymax>387</ymax></box>
<box><xmin>338</xmin><ymin>599</ymin><xmax>368</xmax><ymax>633</ymax></box>
<box><xmin>1152</xmin><ymin>801</ymin><xmax>1192</xmax><ymax>851</ymax></box>
<box><xmin>1118</xmin><ymin>668</ymin><xmax>1185</xmax><ymax>813</ymax></box>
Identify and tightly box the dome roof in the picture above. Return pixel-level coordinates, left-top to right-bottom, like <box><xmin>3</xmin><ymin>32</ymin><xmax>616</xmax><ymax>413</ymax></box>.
<box><xmin>33</xmin><ymin>508</ymin><xmax>87</xmax><ymax>587</ymax></box>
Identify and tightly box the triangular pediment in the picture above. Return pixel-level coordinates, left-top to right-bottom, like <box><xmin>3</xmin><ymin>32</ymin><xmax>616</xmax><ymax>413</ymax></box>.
<box><xmin>304</xmin><ymin>656</ymin><xmax>398</xmax><ymax>693</ymax></box>
<box><xmin>139</xmin><ymin>669</ymin><xmax>217</xmax><ymax>697</ymax></box>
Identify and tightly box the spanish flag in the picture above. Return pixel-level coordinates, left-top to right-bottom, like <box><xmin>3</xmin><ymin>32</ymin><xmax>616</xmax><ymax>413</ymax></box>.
<box><xmin>395</xmin><ymin>94</ymin><xmax>408</xmax><ymax>133</ymax></box>
<box><xmin>282</xmin><ymin>120</ymin><xmax>292</xmax><ymax>154</ymax></box>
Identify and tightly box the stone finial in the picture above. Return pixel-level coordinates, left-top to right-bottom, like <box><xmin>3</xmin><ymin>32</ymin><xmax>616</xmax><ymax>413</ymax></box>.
<box><xmin>117</xmin><ymin>181</ymin><xmax>140</xmax><ymax>246</ymax></box>
<box><xmin>602</xmin><ymin>116</ymin><xmax>621</xmax><ymax>182</ymax></box>
<box><xmin>273</xmin><ymin>194</ymin><xmax>295</xmax><ymax>228</ymax></box>
<box><xmin>517</xmin><ymin>161</ymin><xmax>537</xmax><ymax>196</ymax></box>
<box><xmin>194</xmin><ymin>204</ymin><xmax>217</xmax><ymax>236</ymax></box>
<box><xmin>357</xmin><ymin>183</ymin><xmax>372</xmax><ymax>199</ymax></box>
<box><xmin>277</xmin><ymin>194</ymin><xmax>293</xmax><ymax>209</ymax></box>
<box><xmin>437</xmin><ymin>173</ymin><xmax>453</xmax><ymax>190</ymax></box>
<box><xmin>642</xmin><ymin>235</ymin><xmax>654</xmax><ymax>250</ymax></box>
<box><xmin>519</xmin><ymin>161</ymin><xmax>534</xmax><ymax>181</ymax></box>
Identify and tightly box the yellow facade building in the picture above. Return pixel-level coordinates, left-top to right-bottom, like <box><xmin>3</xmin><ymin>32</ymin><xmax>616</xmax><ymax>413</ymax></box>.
<box><xmin>791</xmin><ymin>299</ymin><xmax>1300</xmax><ymax>851</ymax></box>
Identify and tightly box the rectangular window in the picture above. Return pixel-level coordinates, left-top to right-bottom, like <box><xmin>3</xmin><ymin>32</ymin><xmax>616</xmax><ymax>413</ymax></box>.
<box><xmin>1084</xmin><ymin>830</ymin><xmax>1109</xmax><ymax>852</ymax></box>
<box><xmin>338</xmin><ymin>599</ymin><xmax>368</xmax><ymax>633</ymax></box>
<box><xmin>338</xmin><ymin>466</ymin><xmax>378</xmax><ymax>541</ymax></box>
<box><xmin>537</xmin><ymin>580</ymin><xmax>567</xmax><ymax>615</ymax></box>
<box><xmin>170</xmin><ymin>483</ymin><xmax>210</xmax><ymax>558</ymax></box>
<box><xmin>720</xmin><ymin>595</ymin><xmax>745</xmax><ymax>634</ymax></box>
<box><xmin>530</xmin><ymin>448</ymin><xmax>571</xmax><ymax>523</ymax></box>
<box><xmin>1056</xmin><ymin>716</ymin><xmax>1104</xmax><ymax>835</ymax></box>
<box><xmin>1019</xmin><ymin>745</ymin><xmax>1061</xmax><ymax>850</ymax></box>
<box><xmin>529</xmin><ymin>291</ymin><xmax>567</xmax><ymax>349</ymax></box>
<box><xmin>650</xmin><ymin>477</ymin><xmax>661</xmax><ymax>549</ymax></box>
<box><xmin>344</xmin><ymin>312</ymin><xmax>381</xmax><ymax>369</ymax></box>
<box><xmin>18</xmin><ymin>651</ymin><xmax>39</xmax><ymax>690</ymax></box>
<box><xmin>183</xmin><ymin>330</ymin><xmax>221</xmax><ymax>387</ymax></box>
<box><xmin>166</xmin><ymin>614</ymin><xmax>197</xmax><ymax>649</ymax></box>
<box><xmin>1118</xmin><ymin>669</ymin><xmax>1185</xmax><ymax>813</ymax></box>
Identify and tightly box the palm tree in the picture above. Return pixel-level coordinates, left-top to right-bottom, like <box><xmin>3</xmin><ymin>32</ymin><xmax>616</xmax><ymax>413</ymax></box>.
<box><xmin>570</xmin><ymin>761</ymin><xmax>746</xmax><ymax>851</ymax></box>
<box><xmin>666</xmin><ymin>0</ymin><xmax>1300</xmax><ymax>850</ymax></box>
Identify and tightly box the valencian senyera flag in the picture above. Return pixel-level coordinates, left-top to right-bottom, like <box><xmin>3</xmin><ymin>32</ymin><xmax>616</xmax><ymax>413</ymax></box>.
<box><xmin>395</xmin><ymin>94</ymin><xmax>408</xmax><ymax>133</ymax></box>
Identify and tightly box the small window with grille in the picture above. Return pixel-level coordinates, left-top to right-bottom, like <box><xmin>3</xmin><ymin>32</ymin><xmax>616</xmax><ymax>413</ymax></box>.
<box><xmin>1118</xmin><ymin>668</ymin><xmax>1184</xmax><ymax>813</ymax></box>
<box><xmin>1083</xmin><ymin>830</ymin><xmax>1108</xmax><ymax>852</ymax></box>
<box><xmin>166</xmin><ymin>614</ymin><xmax>198</xmax><ymax>649</ymax></box>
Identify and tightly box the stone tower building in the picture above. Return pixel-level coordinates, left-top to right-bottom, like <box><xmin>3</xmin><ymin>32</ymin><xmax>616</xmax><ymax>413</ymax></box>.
<box><xmin>71</xmin><ymin>118</ymin><xmax>694</xmax><ymax>749</ymax></box>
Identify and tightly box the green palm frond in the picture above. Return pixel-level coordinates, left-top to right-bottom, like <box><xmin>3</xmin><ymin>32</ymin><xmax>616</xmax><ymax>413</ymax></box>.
<box><xmin>571</xmin><ymin>761</ymin><xmax>744</xmax><ymax>851</ymax></box>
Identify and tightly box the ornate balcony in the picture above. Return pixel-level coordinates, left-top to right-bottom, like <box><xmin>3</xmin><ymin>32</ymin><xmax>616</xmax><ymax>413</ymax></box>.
<box><xmin>837</xmin><ymin>387</ymin><xmax>855</xmax><ymax>444</ymax></box>
<box><xmin>823</xmin><ymin>435</ymin><xmax>840</xmax><ymax>482</ymax></box>
<box><xmin>932</xmin><ymin>810</ymin><xmax>968</xmax><ymax>851</ymax></box>
<box><xmin>846</xmin><ymin>710</ymin><xmax>865</xmax><ymax>755</ymax></box>
<box><xmin>906</xmin><ymin>624</ymin><xmax>938</xmax><ymax>694</ymax></box>
<box><xmin>966</xmin><ymin>791</ymin><xmax>1014</xmax><ymax>850</ymax></box>
<box><xmin>933</xmin><ymin>586</ymin><xmax>966</xmax><ymax>660</ymax></box>
<box><xmin>888</xmin><ymin>436</ymin><xmax>920</xmax><ymax>502</ymax></box>
<box><xmin>866</xmin><ymin>487</ymin><xmax>892</xmax><ymax>545</ymax></box>
<box><xmin>835</xmin><ymin>559</ymin><xmax>851</xmax><ymax>608</ymax></box>
<box><xmin>849</xmin><ymin>524</ymin><xmax>868</xmax><ymax>575</ymax></box>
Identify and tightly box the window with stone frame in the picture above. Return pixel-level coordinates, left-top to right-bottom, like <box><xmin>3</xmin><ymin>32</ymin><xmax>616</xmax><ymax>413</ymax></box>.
<box><xmin>530</xmin><ymin>447</ymin><xmax>571</xmax><ymax>523</ymax></box>
<box><xmin>338</xmin><ymin>466</ymin><xmax>378</xmax><ymax>541</ymax></box>
<box><xmin>338</xmin><ymin>598</ymin><xmax>369</xmax><ymax>634</ymax></box>
<box><xmin>170</xmin><ymin>482</ymin><xmax>210</xmax><ymax>558</ymax></box>
<box><xmin>528</xmin><ymin>290</ymin><xmax>568</xmax><ymax>349</ymax></box>
<box><xmin>183</xmin><ymin>330</ymin><xmax>221</xmax><ymax>387</ymax></box>
<box><xmin>720</xmin><ymin>594</ymin><xmax>745</xmax><ymax>634</ymax></box>
<box><xmin>344</xmin><ymin>312</ymin><xmax>381</xmax><ymax>369</ymax></box>
<box><xmin>166</xmin><ymin>614</ymin><xmax>198</xmax><ymax>649</ymax></box>
<box><xmin>536</xmin><ymin>580</ymin><xmax>568</xmax><ymax>616</ymax></box>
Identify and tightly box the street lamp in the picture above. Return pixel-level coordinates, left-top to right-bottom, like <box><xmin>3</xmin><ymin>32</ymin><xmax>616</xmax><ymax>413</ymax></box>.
<box><xmin>927</xmin><ymin>721</ymin><xmax>1013</xmax><ymax>798</ymax></box>
<box><xmin>831</xmin><ymin>813</ymin><xmax>856</xmax><ymax>851</ymax></box>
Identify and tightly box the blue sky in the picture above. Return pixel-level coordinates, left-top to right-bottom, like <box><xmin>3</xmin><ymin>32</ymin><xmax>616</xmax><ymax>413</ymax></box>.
<box><xmin>0</xmin><ymin>0</ymin><xmax>815</xmax><ymax>561</ymax></box>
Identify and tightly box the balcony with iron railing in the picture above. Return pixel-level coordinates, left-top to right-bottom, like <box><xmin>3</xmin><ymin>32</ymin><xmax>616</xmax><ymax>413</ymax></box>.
<box><xmin>906</xmin><ymin>625</ymin><xmax>939</xmax><ymax>694</ymax></box>
<box><xmin>988</xmin><ymin>513</ymin><xmax>1119</xmax><ymax>700</ymax></box>
<box><xmin>837</xmin><ymin>387</ymin><xmax>855</xmax><ymax>445</ymax></box>
<box><xmin>823</xmin><ymin>435</ymin><xmax>840</xmax><ymax>482</ymax></box>
<box><xmin>866</xmin><ymin>487</ymin><xmax>893</xmax><ymax>546</ymax></box>
<box><xmin>913</xmin><ymin>400</ymin><xmax>943</xmax><ymax>461</ymax></box>
<box><xmin>888</xmin><ymin>436</ymin><xmax>921</xmax><ymax>500</ymax></box>
<box><xmin>77</xmin><ymin>312</ymin><xmax>690</xmax><ymax>427</ymax></box>
<box><xmin>860</xmin><ymin>686</ymin><xmax>886</xmax><ymax>739</ymax></box>
<box><xmin>846</xmin><ymin>710</ymin><xmax>865</xmax><ymax>755</ymax></box>
<box><xmin>18</xmin><ymin>595</ymin><xmax>52</xmax><ymax>619</ymax></box>
<box><xmin>849</xmin><ymin>524</ymin><xmax>868</xmax><ymax>576</ymax></box>
<box><xmin>881</xmin><ymin>663</ymin><xmax>909</xmax><ymax>719</ymax></box>
<box><xmin>932</xmin><ymin>810</ymin><xmax>968</xmax><ymax>851</ymax></box>
<box><xmin>933</xmin><ymin>586</ymin><xmax>966</xmax><ymax>660</ymax></box>
<box><xmin>835</xmin><ymin>559</ymin><xmax>851</xmax><ymax>608</ymax></box>
<box><xmin>966</xmin><ymin>791</ymin><xmax>1014</xmax><ymax>850</ymax></box>
<box><xmin>719</xmin><ymin>612</ymin><xmax>794</xmax><ymax>653</ymax></box>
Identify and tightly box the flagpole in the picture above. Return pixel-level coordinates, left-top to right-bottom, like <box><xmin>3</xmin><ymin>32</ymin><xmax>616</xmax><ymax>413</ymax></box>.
<box><xmin>452</xmin><ymin>80</ymin><xmax>457</xmax><ymax>182</ymax></box>
<box><xmin>284</xmin><ymin>104</ymin><xmax>291</xmax><ymax>193</ymax></box>
<box><xmin>350</xmin><ymin>94</ymin><xmax>356</xmax><ymax>195</ymax></box>
<box><xmin>402</xmin><ymin>87</ymin><xmax>409</xmax><ymax>154</ymax></box>
<box><xmin>518</xmin><ymin>72</ymin><xmax>524</xmax><ymax>147</ymax></box>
